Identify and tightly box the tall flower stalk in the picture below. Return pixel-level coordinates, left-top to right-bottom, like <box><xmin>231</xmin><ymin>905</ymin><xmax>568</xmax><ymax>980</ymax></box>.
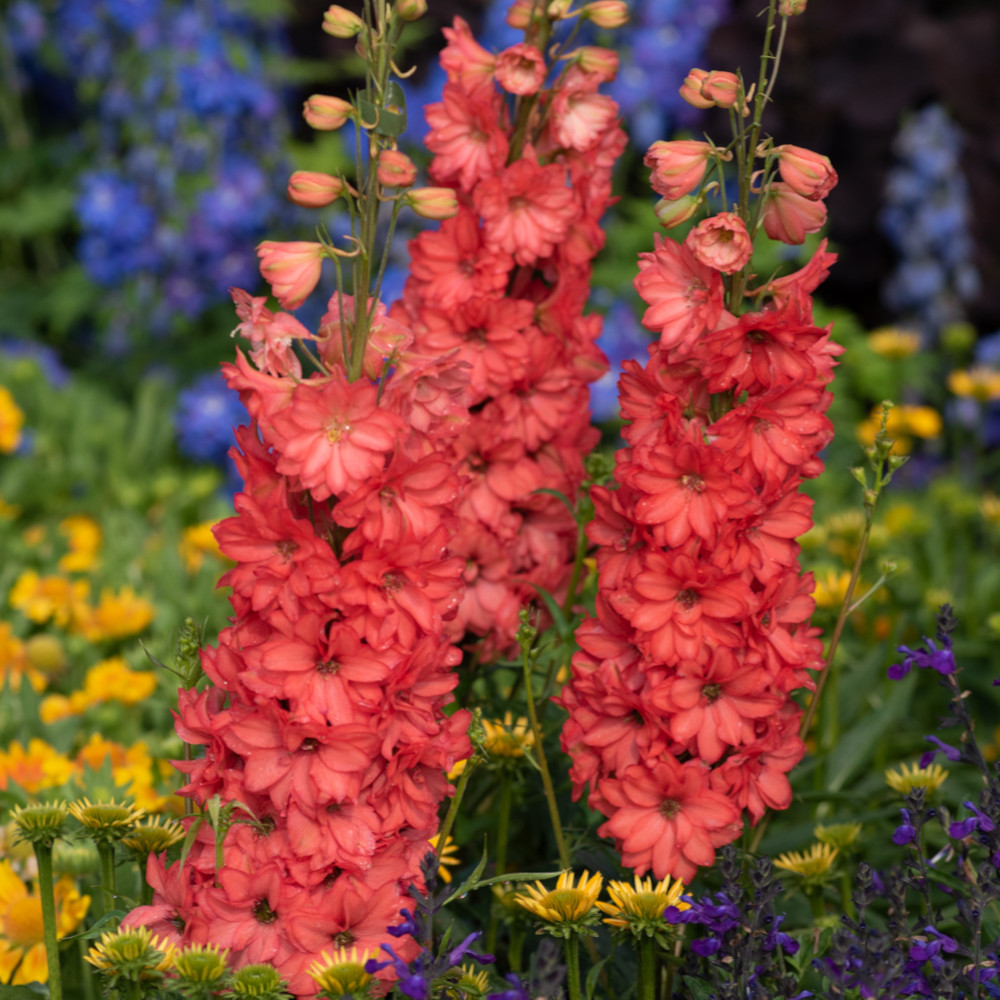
<box><xmin>123</xmin><ymin>4</ymin><xmax>474</xmax><ymax>993</ymax></box>
<box><xmin>559</xmin><ymin>0</ymin><xmax>843</xmax><ymax>883</ymax></box>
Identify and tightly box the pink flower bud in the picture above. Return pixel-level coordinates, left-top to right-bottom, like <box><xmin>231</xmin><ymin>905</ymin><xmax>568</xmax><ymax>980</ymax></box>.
<box><xmin>779</xmin><ymin>0</ymin><xmax>807</xmax><ymax>14</ymax></box>
<box><xmin>322</xmin><ymin>4</ymin><xmax>363</xmax><ymax>37</ymax></box>
<box><xmin>506</xmin><ymin>0</ymin><xmax>539</xmax><ymax>29</ymax></box>
<box><xmin>287</xmin><ymin>171</ymin><xmax>346</xmax><ymax>208</ymax></box>
<box><xmin>773</xmin><ymin>144</ymin><xmax>838</xmax><ymax>200</ymax></box>
<box><xmin>582</xmin><ymin>1</ymin><xmax>628</xmax><ymax>28</ymax></box>
<box><xmin>700</xmin><ymin>71</ymin><xmax>741</xmax><ymax>109</ymax></box>
<box><xmin>376</xmin><ymin>149</ymin><xmax>417</xmax><ymax>188</ymax></box>
<box><xmin>395</xmin><ymin>0</ymin><xmax>426</xmax><ymax>21</ymax></box>
<box><xmin>303</xmin><ymin>94</ymin><xmax>353</xmax><ymax>131</ymax></box>
<box><xmin>644</xmin><ymin>139</ymin><xmax>714</xmax><ymax>201</ymax></box>
<box><xmin>761</xmin><ymin>182</ymin><xmax>828</xmax><ymax>245</ymax></box>
<box><xmin>654</xmin><ymin>194</ymin><xmax>701</xmax><ymax>229</ymax></box>
<box><xmin>684</xmin><ymin>212</ymin><xmax>753</xmax><ymax>273</ymax></box>
<box><xmin>257</xmin><ymin>241</ymin><xmax>326</xmax><ymax>309</ymax></box>
<box><xmin>406</xmin><ymin>187</ymin><xmax>459</xmax><ymax>220</ymax></box>
<box><xmin>573</xmin><ymin>46</ymin><xmax>619</xmax><ymax>81</ymax></box>
<box><xmin>495</xmin><ymin>43</ymin><xmax>547</xmax><ymax>96</ymax></box>
<box><xmin>547</xmin><ymin>0</ymin><xmax>573</xmax><ymax>17</ymax></box>
<box><xmin>679</xmin><ymin>68</ymin><xmax>714</xmax><ymax>109</ymax></box>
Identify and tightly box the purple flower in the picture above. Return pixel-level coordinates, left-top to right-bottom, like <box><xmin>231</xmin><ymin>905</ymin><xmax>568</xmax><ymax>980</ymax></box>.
<box><xmin>888</xmin><ymin>637</ymin><xmax>956</xmax><ymax>680</ymax></box>
<box><xmin>487</xmin><ymin>974</ymin><xmax>530</xmax><ymax>1000</ymax></box>
<box><xmin>949</xmin><ymin>800</ymin><xmax>995</xmax><ymax>839</ymax></box>
<box><xmin>893</xmin><ymin>808</ymin><xmax>917</xmax><ymax>846</ymax></box>
<box><xmin>920</xmin><ymin>735</ymin><xmax>963</xmax><ymax>767</ymax></box>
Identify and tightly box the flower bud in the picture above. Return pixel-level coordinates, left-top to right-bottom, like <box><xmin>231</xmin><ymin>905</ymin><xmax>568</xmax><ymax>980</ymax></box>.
<box><xmin>572</xmin><ymin>46</ymin><xmax>619</xmax><ymax>81</ymax></box>
<box><xmin>761</xmin><ymin>182</ymin><xmax>827</xmax><ymax>245</ymax></box>
<box><xmin>654</xmin><ymin>195</ymin><xmax>701</xmax><ymax>229</ymax></box>
<box><xmin>257</xmin><ymin>241</ymin><xmax>326</xmax><ymax>309</ymax></box>
<box><xmin>287</xmin><ymin>170</ymin><xmax>346</xmax><ymax>208</ymax></box>
<box><xmin>406</xmin><ymin>187</ymin><xmax>459</xmax><ymax>220</ymax></box>
<box><xmin>773</xmin><ymin>144</ymin><xmax>838</xmax><ymax>200</ymax></box>
<box><xmin>644</xmin><ymin>139</ymin><xmax>714</xmax><ymax>201</ymax></box>
<box><xmin>376</xmin><ymin>149</ymin><xmax>417</xmax><ymax>188</ymax></box>
<box><xmin>547</xmin><ymin>0</ymin><xmax>573</xmax><ymax>17</ymax></box>
<box><xmin>322</xmin><ymin>4</ymin><xmax>363</xmax><ymax>37</ymax></box>
<box><xmin>506</xmin><ymin>0</ymin><xmax>539</xmax><ymax>29</ymax></box>
<box><xmin>582</xmin><ymin>1</ymin><xmax>628</xmax><ymax>28</ymax></box>
<box><xmin>303</xmin><ymin>94</ymin><xmax>353</xmax><ymax>131</ymax></box>
<box><xmin>395</xmin><ymin>0</ymin><xmax>427</xmax><ymax>21</ymax></box>
<box><xmin>679</xmin><ymin>68</ymin><xmax>714</xmax><ymax>109</ymax></box>
<box><xmin>685</xmin><ymin>212</ymin><xmax>753</xmax><ymax>273</ymax></box>
<box><xmin>779</xmin><ymin>0</ymin><xmax>807</xmax><ymax>14</ymax></box>
<box><xmin>700</xmin><ymin>70</ymin><xmax>741</xmax><ymax>109</ymax></box>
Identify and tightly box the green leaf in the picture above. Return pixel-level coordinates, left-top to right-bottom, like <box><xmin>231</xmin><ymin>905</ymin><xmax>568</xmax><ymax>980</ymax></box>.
<box><xmin>825</xmin><ymin>672</ymin><xmax>915</xmax><ymax>792</ymax></box>
<box><xmin>0</xmin><ymin>187</ymin><xmax>75</xmax><ymax>236</ymax></box>
<box><xmin>680</xmin><ymin>975</ymin><xmax>719</xmax><ymax>1000</ymax></box>
<box><xmin>441</xmin><ymin>840</ymin><xmax>490</xmax><ymax>908</ymax></box>
<box><xmin>584</xmin><ymin>951</ymin><xmax>613</xmax><ymax>1000</ymax></box>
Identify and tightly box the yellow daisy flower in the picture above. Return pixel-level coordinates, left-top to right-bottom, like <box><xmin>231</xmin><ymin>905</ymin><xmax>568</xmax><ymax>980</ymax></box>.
<box><xmin>866</xmin><ymin>326</ymin><xmax>921</xmax><ymax>359</ymax></box>
<box><xmin>482</xmin><ymin>712</ymin><xmax>535</xmax><ymax>758</ymax></box>
<box><xmin>73</xmin><ymin>586</ymin><xmax>155</xmax><ymax>642</ymax></box>
<box><xmin>429</xmin><ymin>834</ymin><xmax>460</xmax><ymax>884</ymax></box>
<box><xmin>307</xmin><ymin>947</ymin><xmax>375</xmax><ymax>997</ymax></box>
<box><xmin>947</xmin><ymin>366</ymin><xmax>1000</xmax><ymax>402</ymax></box>
<box><xmin>0</xmin><ymin>739</ymin><xmax>78</xmax><ymax>795</ymax></box>
<box><xmin>179</xmin><ymin>521</ymin><xmax>225</xmax><ymax>574</ymax></box>
<box><xmin>774</xmin><ymin>843</ymin><xmax>838</xmax><ymax>883</ymax></box>
<box><xmin>57</xmin><ymin>515</ymin><xmax>102</xmax><ymax>573</ymax></box>
<box><xmin>516</xmin><ymin>870</ymin><xmax>603</xmax><ymax>932</ymax></box>
<box><xmin>596</xmin><ymin>874</ymin><xmax>689</xmax><ymax>936</ymax></box>
<box><xmin>0</xmin><ymin>387</ymin><xmax>24</xmax><ymax>454</ymax></box>
<box><xmin>885</xmin><ymin>761</ymin><xmax>948</xmax><ymax>795</ymax></box>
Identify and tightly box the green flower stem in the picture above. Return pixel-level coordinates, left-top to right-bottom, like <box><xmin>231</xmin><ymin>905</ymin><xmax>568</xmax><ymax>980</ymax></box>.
<box><xmin>78</xmin><ymin>937</ymin><xmax>96</xmax><ymax>1000</ymax></box>
<box><xmin>34</xmin><ymin>843</ymin><xmax>63</xmax><ymax>1000</ymax></box>
<box><xmin>564</xmin><ymin>934</ymin><xmax>582</xmax><ymax>1000</ymax></box>
<box><xmin>486</xmin><ymin>774</ymin><xmax>513</xmax><ymax>954</ymax></box>
<box><xmin>522</xmin><ymin>645</ymin><xmax>570</xmax><ymax>871</ymax></box>
<box><xmin>508</xmin><ymin>923</ymin><xmax>525</xmax><ymax>974</ymax></box>
<box><xmin>435</xmin><ymin>758</ymin><xmax>475</xmax><ymax>864</ymax></box>
<box><xmin>638</xmin><ymin>936</ymin><xmax>657</xmax><ymax>1000</ymax></box>
<box><xmin>97</xmin><ymin>842</ymin><xmax>118</xmax><ymax>923</ymax></box>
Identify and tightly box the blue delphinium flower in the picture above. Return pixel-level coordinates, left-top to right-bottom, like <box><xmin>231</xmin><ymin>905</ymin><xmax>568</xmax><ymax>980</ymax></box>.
<box><xmin>880</xmin><ymin>104</ymin><xmax>980</xmax><ymax>340</ymax></box>
<box><xmin>590</xmin><ymin>300</ymin><xmax>652</xmax><ymax>422</ymax></box>
<box><xmin>174</xmin><ymin>371</ymin><xmax>246</xmax><ymax>477</ymax></box>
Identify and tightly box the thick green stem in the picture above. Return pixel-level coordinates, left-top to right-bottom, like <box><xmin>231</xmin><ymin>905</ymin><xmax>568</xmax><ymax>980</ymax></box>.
<box><xmin>638</xmin><ymin>936</ymin><xmax>657</xmax><ymax>1000</ymax></box>
<box><xmin>522</xmin><ymin>648</ymin><xmax>570</xmax><ymax>870</ymax></box>
<box><xmin>508</xmin><ymin>924</ymin><xmax>525</xmax><ymax>973</ymax></box>
<box><xmin>34</xmin><ymin>844</ymin><xmax>63</xmax><ymax>1000</ymax></box>
<box><xmin>97</xmin><ymin>842</ymin><xmax>118</xmax><ymax>923</ymax></box>
<box><xmin>435</xmin><ymin>758</ymin><xmax>475</xmax><ymax>862</ymax></box>
<box><xmin>486</xmin><ymin>774</ymin><xmax>513</xmax><ymax>954</ymax></box>
<box><xmin>78</xmin><ymin>937</ymin><xmax>96</xmax><ymax>1000</ymax></box>
<box><xmin>564</xmin><ymin>934</ymin><xmax>582</xmax><ymax>1000</ymax></box>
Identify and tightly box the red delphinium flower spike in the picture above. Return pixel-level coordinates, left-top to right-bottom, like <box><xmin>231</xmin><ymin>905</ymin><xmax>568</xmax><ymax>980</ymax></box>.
<box><xmin>560</xmin><ymin>46</ymin><xmax>840</xmax><ymax>881</ymax></box>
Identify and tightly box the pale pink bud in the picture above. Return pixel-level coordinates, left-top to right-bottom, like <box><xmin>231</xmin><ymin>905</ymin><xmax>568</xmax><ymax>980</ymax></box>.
<box><xmin>547</xmin><ymin>0</ymin><xmax>573</xmax><ymax>17</ymax></box>
<box><xmin>779</xmin><ymin>0</ymin><xmax>807</xmax><ymax>14</ymax></box>
<box><xmin>679</xmin><ymin>68</ymin><xmax>714</xmax><ymax>109</ymax></box>
<box><xmin>773</xmin><ymin>144</ymin><xmax>838</xmax><ymax>200</ymax></box>
<box><xmin>700</xmin><ymin>71</ymin><xmax>741</xmax><ymax>109</ymax></box>
<box><xmin>303</xmin><ymin>94</ymin><xmax>353</xmax><ymax>131</ymax></box>
<box><xmin>287</xmin><ymin>170</ymin><xmax>346</xmax><ymax>208</ymax></box>
<box><xmin>395</xmin><ymin>0</ymin><xmax>427</xmax><ymax>21</ymax></box>
<box><xmin>582</xmin><ymin>1</ymin><xmax>628</xmax><ymax>28</ymax></box>
<box><xmin>685</xmin><ymin>212</ymin><xmax>753</xmax><ymax>273</ymax></box>
<box><xmin>761</xmin><ymin>182</ymin><xmax>828</xmax><ymax>245</ymax></box>
<box><xmin>322</xmin><ymin>4</ymin><xmax>363</xmax><ymax>37</ymax></box>
<box><xmin>506</xmin><ymin>0</ymin><xmax>538</xmax><ymax>29</ymax></box>
<box><xmin>654</xmin><ymin>194</ymin><xmax>701</xmax><ymax>229</ymax></box>
<box><xmin>376</xmin><ymin>149</ymin><xmax>417</xmax><ymax>188</ymax></box>
<box><xmin>573</xmin><ymin>46</ymin><xmax>619</xmax><ymax>81</ymax></box>
<box><xmin>495</xmin><ymin>43</ymin><xmax>547</xmax><ymax>96</ymax></box>
<box><xmin>257</xmin><ymin>241</ymin><xmax>326</xmax><ymax>309</ymax></box>
<box><xmin>406</xmin><ymin>187</ymin><xmax>459</xmax><ymax>220</ymax></box>
<box><xmin>644</xmin><ymin>139</ymin><xmax>713</xmax><ymax>201</ymax></box>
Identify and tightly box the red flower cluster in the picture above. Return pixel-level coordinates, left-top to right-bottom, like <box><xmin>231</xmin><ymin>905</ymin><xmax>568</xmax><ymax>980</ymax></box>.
<box><xmin>558</xmin><ymin>189</ymin><xmax>842</xmax><ymax>881</ymax></box>
<box><xmin>125</xmin><ymin>290</ymin><xmax>472</xmax><ymax>994</ymax></box>
<box><xmin>392</xmin><ymin>16</ymin><xmax>626</xmax><ymax>654</ymax></box>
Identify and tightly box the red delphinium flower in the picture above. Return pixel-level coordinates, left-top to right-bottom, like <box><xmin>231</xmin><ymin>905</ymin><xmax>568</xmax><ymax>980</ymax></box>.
<box><xmin>597</xmin><ymin>758</ymin><xmax>742</xmax><ymax>883</ymax></box>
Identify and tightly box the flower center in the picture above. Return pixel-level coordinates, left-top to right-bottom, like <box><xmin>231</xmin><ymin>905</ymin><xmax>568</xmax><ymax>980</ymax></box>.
<box><xmin>253</xmin><ymin>899</ymin><xmax>277</xmax><ymax>924</ymax></box>
<box><xmin>317</xmin><ymin>659</ymin><xmax>340</xmax><ymax>676</ymax></box>
<box><xmin>300</xmin><ymin>738</ymin><xmax>319</xmax><ymax>752</ymax></box>
<box><xmin>702</xmin><ymin>683</ymin><xmax>722</xmax><ymax>703</ymax></box>
<box><xmin>326</xmin><ymin>420</ymin><xmax>349</xmax><ymax>444</ymax></box>
<box><xmin>276</xmin><ymin>539</ymin><xmax>299</xmax><ymax>561</ymax></box>
<box><xmin>659</xmin><ymin>798</ymin><xmax>681</xmax><ymax>820</ymax></box>
<box><xmin>676</xmin><ymin>588</ymin><xmax>699</xmax><ymax>609</ymax></box>
<box><xmin>680</xmin><ymin>473</ymin><xmax>705</xmax><ymax>494</ymax></box>
<box><xmin>334</xmin><ymin>930</ymin><xmax>355</xmax><ymax>948</ymax></box>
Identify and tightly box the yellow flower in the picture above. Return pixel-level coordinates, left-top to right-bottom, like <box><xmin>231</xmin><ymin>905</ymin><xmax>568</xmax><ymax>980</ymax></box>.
<box><xmin>982</xmin><ymin>492</ymin><xmax>1000</xmax><ymax>527</ymax></box>
<box><xmin>57</xmin><ymin>515</ymin><xmax>102</xmax><ymax>573</ymax></box>
<box><xmin>0</xmin><ymin>739</ymin><xmax>78</xmax><ymax>795</ymax></box>
<box><xmin>429</xmin><ymin>834</ymin><xmax>460</xmax><ymax>884</ymax></box>
<box><xmin>0</xmin><ymin>622</ymin><xmax>45</xmax><ymax>694</ymax></box>
<box><xmin>774</xmin><ymin>843</ymin><xmax>838</xmax><ymax>880</ymax></box>
<box><xmin>885</xmin><ymin>761</ymin><xmax>948</xmax><ymax>795</ymax></box>
<box><xmin>813</xmin><ymin>823</ymin><xmax>862</xmax><ymax>850</ymax></box>
<box><xmin>86</xmin><ymin>926</ymin><xmax>174</xmax><ymax>978</ymax></box>
<box><xmin>9</xmin><ymin>571</ymin><xmax>90</xmax><ymax>629</ymax></box>
<box><xmin>483</xmin><ymin>712</ymin><xmax>535</xmax><ymax>758</ymax></box>
<box><xmin>83</xmin><ymin>657</ymin><xmax>158</xmax><ymax>707</ymax></box>
<box><xmin>811</xmin><ymin>570</ymin><xmax>852</xmax><ymax>609</ymax></box>
<box><xmin>0</xmin><ymin>859</ymin><xmax>90</xmax><ymax>985</ymax></box>
<box><xmin>0</xmin><ymin>496</ymin><xmax>21</xmax><ymax>521</ymax></box>
<box><xmin>170</xmin><ymin>944</ymin><xmax>230</xmax><ymax>986</ymax></box>
<box><xmin>866</xmin><ymin>326</ymin><xmax>921</xmax><ymax>359</ymax></box>
<box><xmin>947</xmin><ymin>366</ymin><xmax>1000</xmax><ymax>402</ymax></box>
<box><xmin>0</xmin><ymin>387</ymin><xmax>25</xmax><ymax>454</ymax></box>
<box><xmin>456</xmin><ymin>964</ymin><xmax>491</xmax><ymax>995</ymax></box>
<box><xmin>73</xmin><ymin>586</ymin><xmax>155</xmax><ymax>641</ymax></box>
<box><xmin>307</xmin><ymin>947</ymin><xmax>375</xmax><ymax>996</ymax></box>
<box><xmin>75</xmin><ymin>735</ymin><xmax>170</xmax><ymax>812</ymax></box>
<box><xmin>68</xmin><ymin>799</ymin><xmax>146</xmax><ymax>843</ymax></box>
<box><xmin>596</xmin><ymin>874</ymin><xmax>688</xmax><ymax>935</ymax></box>
<box><xmin>179</xmin><ymin>521</ymin><xmax>226</xmax><ymax>573</ymax></box>
<box><xmin>516</xmin><ymin>870</ymin><xmax>603</xmax><ymax>928</ymax></box>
